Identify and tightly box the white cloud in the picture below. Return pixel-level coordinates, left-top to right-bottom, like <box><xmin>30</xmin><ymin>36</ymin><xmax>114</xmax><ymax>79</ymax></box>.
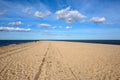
<box><xmin>22</xmin><ymin>7</ymin><xmax>32</xmax><ymax>14</ymax></box>
<box><xmin>55</xmin><ymin>7</ymin><xmax>86</xmax><ymax>23</ymax></box>
<box><xmin>90</xmin><ymin>17</ymin><xmax>106</xmax><ymax>23</ymax></box>
<box><xmin>8</xmin><ymin>21</ymin><xmax>22</xmax><ymax>26</ymax></box>
<box><xmin>0</xmin><ymin>27</ymin><xmax>31</xmax><ymax>32</ymax></box>
<box><xmin>34</xmin><ymin>11</ymin><xmax>51</xmax><ymax>18</ymax></box>
<box><xmin>0</xmin><ymin>10</ymin><xmax>7</xmax><ymax>15</ymax></box>
<box><xmin>65</xmin><ymin>26</ymin><xmax>72</xmax><ymax>29</ymax></box>
<box><xmin>38</xmin><ymin>23</ymin><xmax>51</xmax><ymax>28</ymax></box>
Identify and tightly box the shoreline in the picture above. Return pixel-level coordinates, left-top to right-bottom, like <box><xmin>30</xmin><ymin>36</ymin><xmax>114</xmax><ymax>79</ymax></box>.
<box><xmin>0</xmin><ymin>40</ymin><xmax>120</xmax><ymax>47</ymax></box>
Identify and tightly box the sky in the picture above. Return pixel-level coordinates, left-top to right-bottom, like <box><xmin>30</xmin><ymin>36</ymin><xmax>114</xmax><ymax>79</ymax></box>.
<box><xmin>0</xmin><ymin>0</ymin><xmax>120</xmax><ymax>40</ymax></box>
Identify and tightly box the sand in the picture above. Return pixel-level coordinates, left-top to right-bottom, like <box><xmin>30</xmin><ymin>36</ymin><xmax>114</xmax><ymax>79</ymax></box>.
<box><xmin>0</xmin><ymin>41</ymin><xmax>120</xmax><ymax>80</ymax></box>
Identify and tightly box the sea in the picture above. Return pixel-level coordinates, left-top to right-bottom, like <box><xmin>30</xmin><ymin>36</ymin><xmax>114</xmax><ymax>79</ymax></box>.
<box><xmin>0</xmin><ymin>40</ymin><xmax>39</xmax><ymax>46</ymax></box>
<box><xmin>0</xmin><ymin>40</ymin><xmax>120</xmax><ymax>46</ymax></box>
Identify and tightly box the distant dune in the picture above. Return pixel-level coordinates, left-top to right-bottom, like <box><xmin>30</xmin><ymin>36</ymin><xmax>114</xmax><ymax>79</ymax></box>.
<box><xmin>0</xmin><ymin>41</ymin><xmax>120</xmax><ymax>80</ymax></box>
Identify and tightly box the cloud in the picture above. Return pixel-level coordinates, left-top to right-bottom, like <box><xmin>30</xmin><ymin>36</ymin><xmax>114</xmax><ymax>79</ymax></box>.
<box><xmin>65</xmin><ymin>26</ymin><xmax>72</xmax><ymax>29</ymax></box>
<box><xmin>90</xmin><ymin>17</ymin><xmax>106</xmax><ymax>23</ymax></box>
<box><xmin>38</xmin><ymin>23</ymin><xmax>51</xmax><ymax>28</ymax></box>
<box><xmin>34</xmin><ymin>11</ymin><xmax>51</xmax><ymax>18</ymax></box>
<box><xmin>55</xmin><ymin>7</ymin><xmax>86</xmax><ymax>23</ymax></box>
<box><xmin>0</xmin><ymin>10</ymin><xmax>7</xmax><ymax>15</ymax></box>
<box><xmin>0</xmin><ymin>27</ymin><xmax>31</xmax><ymax>32</ymax></box>
<box><xmin>8</xmin><ymin>21</ymin><xmax>22</xmax><ymax>26</ymax></box>
<box><xmin>22</xmin><ymin>7</ymin><xmax>32</xmax><ymax>14</ymax></box>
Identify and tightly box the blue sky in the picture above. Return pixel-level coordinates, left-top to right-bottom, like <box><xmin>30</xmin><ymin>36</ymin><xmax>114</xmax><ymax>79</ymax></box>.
<box><xmin>0</xmin><ymin>0</ymin><xmax>120</xmax><ymax>40</ymax></box>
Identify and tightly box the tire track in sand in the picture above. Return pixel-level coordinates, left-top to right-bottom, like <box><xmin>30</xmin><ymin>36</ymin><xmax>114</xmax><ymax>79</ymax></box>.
<box><xmin>55</xmin><ymin>45</ymin><xmax>80</xmax><ymax>80</ymax></box>
<box><xmin>0</xmin><ymin>43</ymin><xmax>32</xmax><ymax>55</ymax></box>
<box><xmin>0</xmin><ymin>45</ymin><xmax>35</xmax><ymax>76</ymax></box>
<box><xmin>34</xmin><ymin>43</ymin><xmax>50</xmax><ymax>80</ymax></box>
<box><xmin>0</xmin><ymin>43</ymin><xmax>36</xmax><ymax>60</ymax></box>
<box><xmin>0</xmin><ymin>42</ymin><xmax>45</xmax><ymax>80</ymax></box>
<box><xmin>0</xmin><ymin>43</ymin><xmax>40</xmax><ymax>78</ymax></box>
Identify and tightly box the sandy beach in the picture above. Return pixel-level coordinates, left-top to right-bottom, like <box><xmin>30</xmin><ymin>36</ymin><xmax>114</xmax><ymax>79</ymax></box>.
<box><xmin>0</xmin><ymin>41</ymin><xmax>120</xmax><ymax>80</ymax></box>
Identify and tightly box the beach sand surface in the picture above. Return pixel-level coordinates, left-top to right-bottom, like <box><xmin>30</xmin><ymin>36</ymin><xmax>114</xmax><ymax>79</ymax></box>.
<box><xmin>0</xmin><ymin>41</ymin><xmax>120</xmax><ymax>80</ymax></box>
